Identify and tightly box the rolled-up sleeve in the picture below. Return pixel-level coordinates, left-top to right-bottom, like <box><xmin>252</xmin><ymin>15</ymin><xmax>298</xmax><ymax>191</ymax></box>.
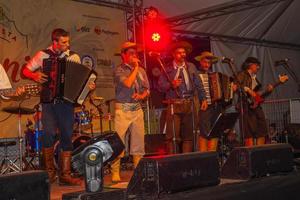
<box><xmin>26</xmin><ymin>51</ymin><xmax>45</xmax><ymax>71</ymax></box>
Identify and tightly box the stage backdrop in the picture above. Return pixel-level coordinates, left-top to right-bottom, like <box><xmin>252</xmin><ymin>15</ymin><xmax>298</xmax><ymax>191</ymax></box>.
<box><xmin>0</xmin><ymin>0</ymin><xmax>126</xmax><ymax>138</ymax></box>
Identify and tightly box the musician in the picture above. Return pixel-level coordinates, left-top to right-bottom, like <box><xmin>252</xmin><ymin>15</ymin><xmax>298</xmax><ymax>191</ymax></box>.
<box><xmin>0</xmin><ymin>64</ymin><xmax>25</xmax><ymax>99</ymax></box>
<box><xmin>23</xmin><ymin>28</ymin><xmax>95</xmax><ymax>185</ymax></box>
<box><xmin>237</xmin><ymin>57</ymin><xmax>273</xmax><ymax>146</ymax></box>
<box><xmin>158</xmin><ymin>41</ymin><xmax>203</xmax><ymax>154</ymax></box>
<box><xmin>195</xmin><ymin>51</ymin><xmax>222</xmax><ymax>152</ymax></box>
<box><xmin>112</xmin><ymin>41</ymin><xmax>150</xmax><ymax>182</ymax></box>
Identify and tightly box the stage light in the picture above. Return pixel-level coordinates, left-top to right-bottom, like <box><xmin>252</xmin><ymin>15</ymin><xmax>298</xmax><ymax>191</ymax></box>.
<box><xmin>143</xmin><ymin>7</ymin><xmax>170</xmax><ymax>51</ymax></box>
<box><xmin>144</xmin><ymin>22</ymin><xmax>170</xmax><ymax>51</ymax></box>
<box><xmin>145</xmin><ymin>6</ymin><xmax>159</xmax><ymax>21</ymax></box>
<box><xmin>152</xmin><ymin>33</ymin><xmax>161</xmax><ymax>42</ymax></box>
<box><xmin>72</xmin><ymin>132</ymin><xmax>124</xmax><ymax>193</ymax></box>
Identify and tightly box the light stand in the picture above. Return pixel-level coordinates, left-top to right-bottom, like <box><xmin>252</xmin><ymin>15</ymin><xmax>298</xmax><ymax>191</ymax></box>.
<box><xmin>71</xmin><ymin>132</ymin><xmax>124</xmax><ymax>193</ymax></box>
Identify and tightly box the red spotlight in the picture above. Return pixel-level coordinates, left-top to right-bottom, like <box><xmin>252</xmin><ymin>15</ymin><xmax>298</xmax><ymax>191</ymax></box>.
<box><xmin>151</xmin><ymin>32</ymin><xmax>161</xmax><ymax>42</ymax></box>
<box><xmin>144</xmin><ymin>20</ymin><xmax>170</xmax><ymax>51</ymax></box>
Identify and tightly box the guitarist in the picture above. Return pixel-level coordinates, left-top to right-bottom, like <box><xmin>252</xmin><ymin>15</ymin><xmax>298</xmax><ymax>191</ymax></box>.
<box><xmin>0</xmin><ymin>64</ymin><xmax>25</xmax><ymax>99</ymax></box>
<box><xmin>237</xmin><ymin>57</ymin><xmax>273</xmax><ymax>147</ymax></box>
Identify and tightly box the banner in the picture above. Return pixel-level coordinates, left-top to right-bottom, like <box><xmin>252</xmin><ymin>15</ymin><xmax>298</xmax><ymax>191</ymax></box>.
<box><xmin>0</xmin><ymin>0</ymin><xmax>126</xmax><ymax>138</ymax></box>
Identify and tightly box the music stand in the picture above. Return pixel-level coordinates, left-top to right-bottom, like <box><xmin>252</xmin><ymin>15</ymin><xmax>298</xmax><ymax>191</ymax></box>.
<box><xmin>207</xmin><ymin>112</ymin><xmax>239</xmax><ymax>165</ymax></box>
<box><xmin>208</xmin><ymin>112</ymin><xmax>239</xmax><ymax>138</ymax></box>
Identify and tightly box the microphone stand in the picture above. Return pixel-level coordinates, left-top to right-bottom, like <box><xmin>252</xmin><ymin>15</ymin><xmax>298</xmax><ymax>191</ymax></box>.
<box><xmin>154</xmin><ymin>56</ymin><xmax>180</xmax><ymax>98</ymax></box>
<box><xmin>223</xmin><ymin>59</ymin><xmax>247</xmax><ymax>146</ymax></box>
<box><xmin>154</xmin><ymin>55</ymin><xmax>180</xmax><ymax>153</ymax></box>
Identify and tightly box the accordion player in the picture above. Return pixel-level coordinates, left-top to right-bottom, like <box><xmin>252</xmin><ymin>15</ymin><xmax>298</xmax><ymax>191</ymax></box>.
<box><xmin>199</xmin><ymin>72</ymin><xmax>234</xmax><ymax>105</ymax></box>
<box><xmin>41</xmin><ymin>57</ymin><xmax>97</xmax><ymax>104</ymax></box>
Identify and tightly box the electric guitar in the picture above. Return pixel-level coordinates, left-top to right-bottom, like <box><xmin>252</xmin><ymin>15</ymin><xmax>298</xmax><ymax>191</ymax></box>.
<box><xmin>244</xmin><ymin>74</ymin><xmax>288</xmax><ymax>109</ymax></box>
<box><xmin>0</xmin><ymin>84</ymin><xmax>40</xmax><ymax>98</ymax></box>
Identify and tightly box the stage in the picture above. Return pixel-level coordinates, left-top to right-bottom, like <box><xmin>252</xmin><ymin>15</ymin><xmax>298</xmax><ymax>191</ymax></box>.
<box><xmin>54</xmin><ymin>168</ymin><xmax>300</xmax><ymax>200</ymax></box>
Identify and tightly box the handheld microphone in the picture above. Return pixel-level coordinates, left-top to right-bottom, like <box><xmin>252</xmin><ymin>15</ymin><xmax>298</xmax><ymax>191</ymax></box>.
<box><xmin>221</xmin><ymin>56</ymin><xmax>233</xmax><ymax>63</ymax></box>
<box><xmin>275</xmin><ymin>58</ymin><xmax>289</xmax><ymax>66</ymax></box>
<box><xmin>148</xmin><ymin>51</ymin><xmax>161</xmax><ymax>57</ymax></box>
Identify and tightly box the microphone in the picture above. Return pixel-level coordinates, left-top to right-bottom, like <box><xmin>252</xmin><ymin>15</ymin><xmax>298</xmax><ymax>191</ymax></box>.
<box><xmin>275</xmin><ymin>58</ymin><xmax>289</xmax><ymax>66</ymax></box>
<box><xmin>221</xmin><ymin>56</ymin><xmax>233</xmax><ymax>63</ymax></box>
<box><xmin>148</xmin><ymin>51</ymin><xmax>161</xmax><ymax>57</ymax></box>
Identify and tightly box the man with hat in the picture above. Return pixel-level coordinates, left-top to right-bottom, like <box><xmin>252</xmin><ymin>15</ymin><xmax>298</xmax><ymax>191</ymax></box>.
<box><xmin>112</xmin><ymin>41</ymin><xmax>150</xmax><ymax>182</ymax></box>
<box><xmin>158</xmin><ymin>41</ymin><xmax>203</xmax><ymax>154</ymax></box>
<box><xmin>237</xmin><ymin>56</ymin><xmax>273</xmax><ymax>146</ymax></box>
<box><xmin>195</xmin><ymin>51</ymin><xmax>222</xmax><ymax>152</ymax></box>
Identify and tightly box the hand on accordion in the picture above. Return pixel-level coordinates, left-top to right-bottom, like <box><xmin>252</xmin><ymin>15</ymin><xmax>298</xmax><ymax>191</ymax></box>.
<box><xmin>33</xmin><ymin>71</ymin><xmax>48</xmax><ymax>83</ymax></box>
<box><xmin>88</xmin><ymin>81</ymin><xmax>96</xmax><ymax>91</ymax></box>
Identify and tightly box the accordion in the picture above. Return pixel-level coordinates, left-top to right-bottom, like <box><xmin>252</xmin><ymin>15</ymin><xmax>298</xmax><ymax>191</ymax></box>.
<box><xmin>41</xmin><ymin>57</ymin><xmax>97</xmax><ymax>104</ymax></box>
<box><xmin>199</xmin><ymin>72</ymin><xmax>233</xmax><ymax>104</ymax></box>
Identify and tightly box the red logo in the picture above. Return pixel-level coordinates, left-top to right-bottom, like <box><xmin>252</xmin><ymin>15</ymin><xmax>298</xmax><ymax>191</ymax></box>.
<box><xmin>94</xmin><ymin>26</ymin><xmax>101</xmax><ymax>35</ymax></box>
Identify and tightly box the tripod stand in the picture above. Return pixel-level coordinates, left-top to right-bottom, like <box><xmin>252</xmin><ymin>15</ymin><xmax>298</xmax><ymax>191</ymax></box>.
<box><xmin>0</xmin><ymin>139</ymin><xmax>18</xmax><ymax>174</ymax></box>
<box><xmin>2</xmin><ymin>105</ymin><xmax>35</xmax><ymax>172</ymax></box>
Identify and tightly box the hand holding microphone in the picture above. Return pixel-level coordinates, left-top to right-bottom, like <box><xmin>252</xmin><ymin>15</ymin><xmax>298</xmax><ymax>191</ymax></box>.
<box><xmin>130</xmin><ymin>57</ymin><xmax>141</xmax><ymax>69</ymax></box>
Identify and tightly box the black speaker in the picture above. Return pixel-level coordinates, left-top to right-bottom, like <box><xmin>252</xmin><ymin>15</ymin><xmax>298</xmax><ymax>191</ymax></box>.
<box><xmin>126</xmin><ymin>152</ymin><xmax>220</xmax><ymax>198</ymax></box>
<box><xmin>221</xmin><ymin>144</ymin><xmax>294</xmax><ymax>179</ymax></box>
<box><xmin>144</xmin><ymin>134</ymin><xmax>166</xmax><ymax>156</ymax></box>
<box><xmin>0</xmin><ymin>170</ymin><xmax>49</xmax><ymax>200</ymax></box>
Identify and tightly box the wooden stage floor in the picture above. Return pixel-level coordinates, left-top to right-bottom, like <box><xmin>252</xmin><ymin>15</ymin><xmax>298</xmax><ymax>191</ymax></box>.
<box><xmin>51</xmin><ymin>170</ymin><xmax>133</xmax><ymax>200</ymax></box>
<box><xmin>50</xmin><ymin>169</ymin><xmax>247</xmax><ymax>200</ymax></box>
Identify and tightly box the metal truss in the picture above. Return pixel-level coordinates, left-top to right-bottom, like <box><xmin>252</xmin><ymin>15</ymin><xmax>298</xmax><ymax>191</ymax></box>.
<box><xmin>167</xmin><ymin>0</ymin><xmax>294</xmax><ymax>27</ymax></box>
<box><xmin>74</xmin><ymin>0</ymin><xmax>133</xmax><ymax>11</ymax></box>
<box><xmin>74</xmin><ymin>0</ymin><xmax>143</xmax><ymax>40</ymax></box>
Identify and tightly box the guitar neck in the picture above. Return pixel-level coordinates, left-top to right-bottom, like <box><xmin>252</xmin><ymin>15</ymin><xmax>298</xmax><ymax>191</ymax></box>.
<box><xmin>261</xmin><ymin>81</ymin><xmax>282</xmax><ymax>98</ymax></box>
<box><xmin>0</xmin><ymin>84</ymin><xmax>39</xmax><ymax>97</ymax></box>
<box><xmin>0</xmin><ymin>88</ymin><xmax>15</xmax><ymax>96</ymax></box>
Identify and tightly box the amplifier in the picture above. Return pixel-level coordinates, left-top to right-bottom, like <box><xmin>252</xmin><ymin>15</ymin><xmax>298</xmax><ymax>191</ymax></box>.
<box><xmin>221</xmin><ymin>144</ymin><xmax>294</xmax><ymax>179</ymax></box>
<box><xmin>0</xmin><ymin>170</ymin><xmax>49</xmax><ymax>200</ymax></box>
<box><xmin>127</xmin><ymin>152</ymin><xmax>220</xmax><ymax>198</ymax></box>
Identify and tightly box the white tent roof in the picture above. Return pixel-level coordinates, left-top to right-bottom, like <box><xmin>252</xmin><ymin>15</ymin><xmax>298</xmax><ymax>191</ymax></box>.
<box><xmin>144</xmin><ymin>0</ymin><xmax>300</xmax><ymax>46</ymax></box>
<box><xmin>143</xmin><ymin>0</ymin><xmax>300</xmax><ymax>98</ymax></box>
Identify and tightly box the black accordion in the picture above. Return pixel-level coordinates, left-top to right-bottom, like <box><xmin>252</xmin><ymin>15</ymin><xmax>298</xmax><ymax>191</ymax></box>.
<box><xmin>199</xmin><ymin>72</ymin><xmax>233</xmax><ymax>104</ymax></box>
<box><xmin>41</xmin><ymin>57</ymin><xmax>97</xmax><ymax>104</ymax></box>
